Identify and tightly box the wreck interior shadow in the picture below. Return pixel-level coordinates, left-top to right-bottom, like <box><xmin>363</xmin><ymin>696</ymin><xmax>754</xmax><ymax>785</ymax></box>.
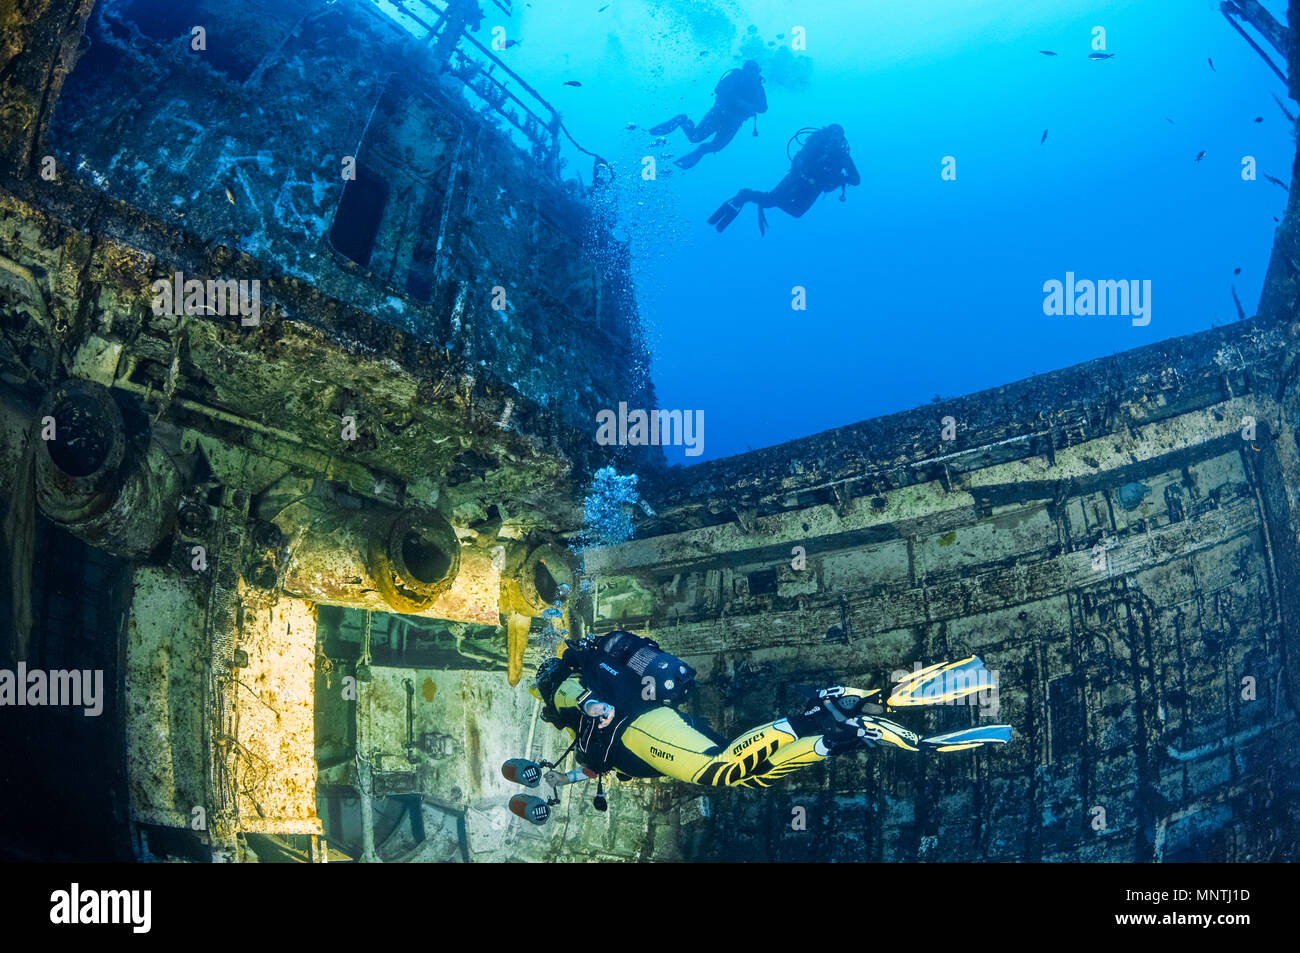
<box><xmin>0</xmin><ymin>515</ymin><xmax>133</xmax><ymax>861</ymax></box>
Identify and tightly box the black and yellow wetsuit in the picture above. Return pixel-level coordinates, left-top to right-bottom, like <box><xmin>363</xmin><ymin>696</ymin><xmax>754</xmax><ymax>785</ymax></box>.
<box><xmin>548</xmin><ymin>672</ymin><xmax>832</xmax><ymax>789</ymax></box>
<box><xmin>528</xmin><ymin>645</ymin><xmax>1011</xmax><ymax>804</ymax></box>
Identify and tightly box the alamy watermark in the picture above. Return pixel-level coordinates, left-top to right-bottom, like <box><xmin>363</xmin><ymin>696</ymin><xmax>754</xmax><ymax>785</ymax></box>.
<box><xmin>0</xmin><ymin>664</ymin><xmax>104</xmax><ymax>716</ymax></box>
<box><xmin>151</xmin><ymin>270</ymin><xmax>261</xmax><ymax>326</ymax></box>
<box><xmin>595</xmin><ymin>402</ymin><xmax>704</xmax><ymax>457</ymax></box>
<box><xmin>50</xmin><ymin>883</ymin><xmax>150</xmax><ymax>933</ymax></box>
<box><xmin>1043</xmin><ymin>272</ymin><xmax>1151</xmax><ymax>326</ymax></box>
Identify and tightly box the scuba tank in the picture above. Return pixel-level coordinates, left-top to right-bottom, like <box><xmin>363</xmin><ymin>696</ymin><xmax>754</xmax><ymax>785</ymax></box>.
<box><xmin>576</xmin><ymin>630</ymin><xmax>697</xmax><ymax>713</ymax></box>
<box><xmin>788</xmin><ymin>126</ymin><xmax>851</xmax><ymax>199</ymax></box>
<box><xmin>787</xmin><ymin>126</ymin><xmax>821</xmax><ymax>162</ymax></box>
<box><xmin>715</xmin><ymin>67</ymin><xmax>741</xmax><ymax>97</ymax></box>
<box><xmin>716</xmin><ymin>66</ymin><xmax>764</xmax><ymax>128</ymax></box>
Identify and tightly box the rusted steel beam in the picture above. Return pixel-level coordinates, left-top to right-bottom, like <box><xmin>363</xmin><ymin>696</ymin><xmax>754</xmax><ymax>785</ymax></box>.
<box><xmin>1221</xmin><ymin>0</ymin><xmax>1290</xmax><ymax>84</ymax></box>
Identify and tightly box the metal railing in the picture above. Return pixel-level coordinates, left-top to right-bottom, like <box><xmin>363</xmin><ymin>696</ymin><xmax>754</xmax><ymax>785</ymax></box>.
<box><xmin>1220</xmin><ymin>1</ymin><xmax>1290</xmax><ymax>85</ymax></box>
<box><xmin>451</xmin><ymin>29</ymin><xmax>564</xmax><ymax>175</ymax></box>
<box><xmin>386</xmin><ymin>0</ymin><xmax>564</xmax><ymax>174</ymax></box>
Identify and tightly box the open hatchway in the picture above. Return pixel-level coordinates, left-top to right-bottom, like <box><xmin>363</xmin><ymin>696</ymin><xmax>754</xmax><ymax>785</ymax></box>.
<box><xmin>328</xmin><ymin>78</ymin><xmax>463</xmax><ymax>302</ymax></box>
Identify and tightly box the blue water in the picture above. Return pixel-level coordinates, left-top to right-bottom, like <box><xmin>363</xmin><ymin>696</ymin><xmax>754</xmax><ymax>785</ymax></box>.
<box><xmin>430</xmin><ymin>0</ymin><xmax>1293</xmax><ymax>463</ymax></box>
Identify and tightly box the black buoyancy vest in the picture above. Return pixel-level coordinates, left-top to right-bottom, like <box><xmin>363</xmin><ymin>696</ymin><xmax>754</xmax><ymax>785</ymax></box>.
<box><xmin>795</xmin><ymin>131</ymin><xmax>848</xmax><ymax>188</ymax></box>
<box><xmin>580</xmin><ymin>631</ymin><xmax>696</xmax><ymax>713</ymax></box>
<box><xmin>572</xmin><ymin>631</ymin><xmax>697</xmax><ymax>773</ymax></box>
<box><xmin>715</xmin><ymin>69</ymin><xmax>759</xmax><ymax>110</ymax></box>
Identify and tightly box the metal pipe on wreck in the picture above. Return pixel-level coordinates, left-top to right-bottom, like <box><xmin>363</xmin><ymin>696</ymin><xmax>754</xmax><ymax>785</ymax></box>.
<box><xmin>273</xmin><ymin>497</ymin><xmax>468</xmax><ymax>615</ymax></box>
<box><xmin>30</xmin><ymin>379</ymin><xmax>181</xmax><ymax>559</ymax></box>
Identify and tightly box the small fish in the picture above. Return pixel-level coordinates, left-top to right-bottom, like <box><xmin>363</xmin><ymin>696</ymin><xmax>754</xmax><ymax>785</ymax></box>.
<box><xmin>776</xmin><ymin>33</ymin><xmax>785</xmax><ymax>39</ymax></box>
<box><xmin>564</xmin><ymin>80</ymin><xmax>582</xmax><ymax>87</ymax></box>
<box><xmin>1234</xmin><ymin>267</ymin><xmax>1242</xmax><ymax>275</ymax></box>
<box><xmin>698</xmin><ymin>50</ymin><xmax>708</xmax><ymax>57</ymax></box>
<box><xmin>1274</xmin><ymin>216</ymin><xmax>1280</xmax><ymax>222</ymax></box>
<box><xmin>625</xmin><ymin>122</ymin><xmax>637</xmax><ymax>130</ymax></box>
<box><xmin>1039</xmin><ymin>50</ymin><xmax>1057</xmax><ymax>56</ymax></box>
<box><xmin>1195</xmin><ymin>151</ymin><xmax>1207</xmax><ymax>161</ymax></box>
<box><xmin>1165</xmin><ymin>117</ymin><xmax>1175</xmax><ymax>124</ymax></box>
<box><xmin>1254</xmin><ymin>116</ymin><xmax>1263</xmax><ymax>122</ymax></box>
<box><xmin>1264</xmin><ymin>173</ymin><xmax>1289</xmax><ymax>192</ymax></box>
<box><xmin>504</xmin><ymin>39</ymin><xmax>520</xmax><ymax>49</ymax></box>
<box><xmin>1208</xmin><ymin>57</ymin><xmax>1216</xmax><ymax>72</ymax></box>
<box><xmin>1088</xmin><ymin>52</ymin><xmax>1114</xmax><ymax>60</ymax></box>
<box><xmin>598</xmin><ymin>3</ymin><xmax>609</xmax><ymax>10</ymax></box>
<box><xmin>224</xmin><ymin>186</ymin><xmax>236</xmax><ymax>204</ymax></box>
<box><xmin>1040</xmin><ymin>128</ymin><xmax>1048</xmax><ymax>144</ymax></box>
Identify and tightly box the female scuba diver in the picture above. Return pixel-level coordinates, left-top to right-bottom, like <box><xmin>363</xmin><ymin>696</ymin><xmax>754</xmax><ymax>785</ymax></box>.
<box><xmin>504</xmin><ymin>631</ymin><xmax>1011</xmax><ymax>823</ymax></box>
<box><xmin>709</xmin><ymin>123</ymin><xmax>861</xmax><ymax>235</ymax></box>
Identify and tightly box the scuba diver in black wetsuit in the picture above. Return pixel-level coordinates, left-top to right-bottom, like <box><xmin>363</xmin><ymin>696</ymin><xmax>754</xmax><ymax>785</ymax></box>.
<box><xmin>502</xmin><ymin>631</ymin><xmax>1012</xmax><ymax>823</ymax></box>
<box><xmin>709</xmin><ymin>124</ymin><xmax>861</xmax><ymax>235</ymax></box>
<box><xmin>649</xmin><ymin>61</ymin><xmax>768</xmax><ymax>170</ymax></box>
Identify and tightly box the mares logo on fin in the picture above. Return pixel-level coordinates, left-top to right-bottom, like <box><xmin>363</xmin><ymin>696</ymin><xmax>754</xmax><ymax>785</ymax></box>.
<box><xmin>649</xmin><ymin>745</ymin><xmax>675</xmax><ymax>762</ymax></box>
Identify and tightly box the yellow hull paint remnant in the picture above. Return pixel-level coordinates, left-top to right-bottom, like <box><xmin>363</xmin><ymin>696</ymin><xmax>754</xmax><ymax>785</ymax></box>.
<box><xmin>507</xmin><ymin>612</ymin><xmax>530</xmax><ymax>686</ymax></box>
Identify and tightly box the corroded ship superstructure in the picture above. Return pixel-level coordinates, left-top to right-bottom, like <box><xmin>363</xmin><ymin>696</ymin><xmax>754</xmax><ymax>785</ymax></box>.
<box><xmin>0</xmin><ymin>0</ymin><xmax>656</xmax><ymax>861</ymax></box>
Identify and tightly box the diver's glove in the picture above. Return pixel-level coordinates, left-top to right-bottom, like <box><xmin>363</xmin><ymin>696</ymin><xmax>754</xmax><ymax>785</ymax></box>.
<box><xmin>581</xmin><ymin>697</ymin><xmax>616</xmax><ymax>729</ymax></box>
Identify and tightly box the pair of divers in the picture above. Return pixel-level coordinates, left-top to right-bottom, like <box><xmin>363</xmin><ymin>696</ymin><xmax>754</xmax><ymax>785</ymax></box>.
<box><xmin>649</xmin><ymin>63</ymin><xmax>860</xmax><ymax>235</ymax></box>
<box><xmin>505</xmin><ymin>631</ymin><xmax>1011</xmax><ymax>823</ymax></box>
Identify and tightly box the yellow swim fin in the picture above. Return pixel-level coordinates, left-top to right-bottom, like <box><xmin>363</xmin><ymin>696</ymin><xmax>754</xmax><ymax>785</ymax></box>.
<box><xmin>885</xmin><ymin>656</ymin><xmax>993</xmax><ymax>707</ymax></box>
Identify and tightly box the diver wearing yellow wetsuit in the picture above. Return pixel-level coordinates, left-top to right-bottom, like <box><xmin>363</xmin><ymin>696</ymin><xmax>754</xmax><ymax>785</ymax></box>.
<box><xmin>532</xmin><ymin>631</ymin><xmax>902</xmax><ymax>788</ymax></box>
<box><xmin>530</xmin><ymin>632</ymin><xmax>1011</xmax><ymax>792</ymax></box>
<box><xmin>548</xmin><ymin>670</ymin><xmax>836</xmax><ymax>788</ymax></box>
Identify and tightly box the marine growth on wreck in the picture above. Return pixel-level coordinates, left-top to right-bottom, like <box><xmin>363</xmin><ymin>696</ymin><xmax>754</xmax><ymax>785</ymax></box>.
<box><xmin>0</xmin><ymin>0</ymin><xmax>1299</xmax><ymax>875</ymax></box>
